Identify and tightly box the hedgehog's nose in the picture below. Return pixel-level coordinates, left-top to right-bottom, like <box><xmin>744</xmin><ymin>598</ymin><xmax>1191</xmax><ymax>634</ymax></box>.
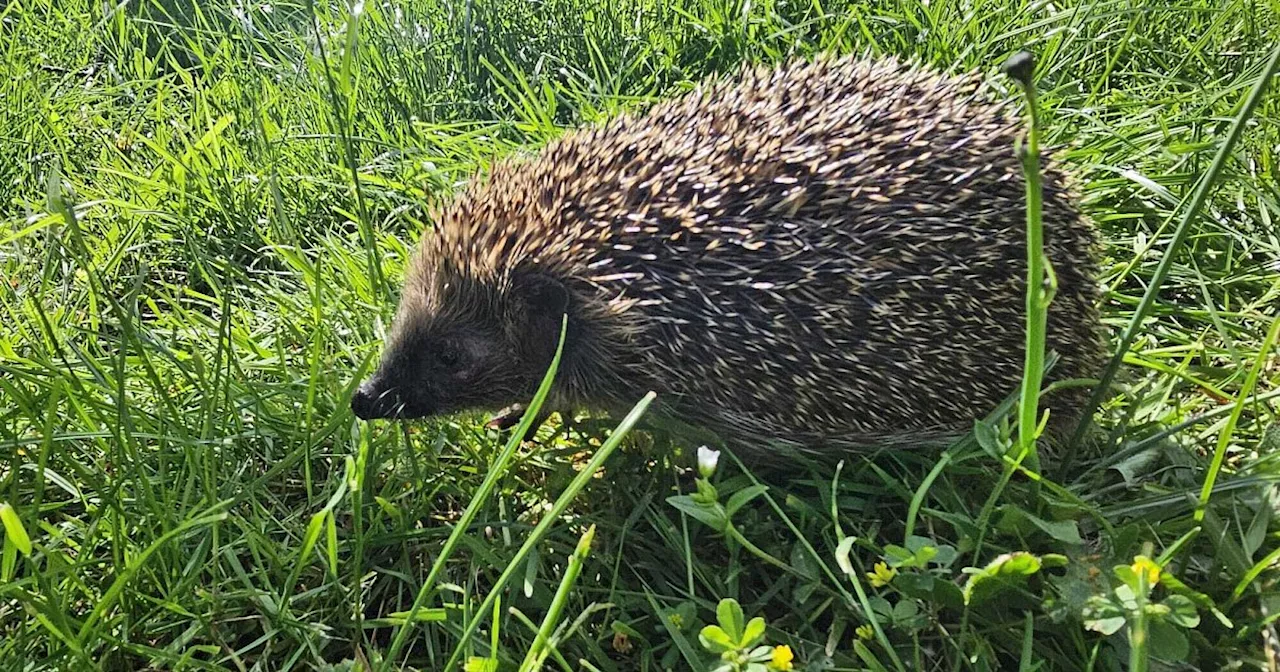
<box><xmin>351</xmin><ymin>378</ymin><xmax>394</xmax><ymax>420</ymax></box>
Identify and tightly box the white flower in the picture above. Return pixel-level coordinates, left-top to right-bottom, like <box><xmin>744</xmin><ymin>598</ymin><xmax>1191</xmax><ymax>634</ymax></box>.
<box><xmin>696</xmin><ymin>446</ymin><xmax>721</xmax><ymax>478</ymax></box>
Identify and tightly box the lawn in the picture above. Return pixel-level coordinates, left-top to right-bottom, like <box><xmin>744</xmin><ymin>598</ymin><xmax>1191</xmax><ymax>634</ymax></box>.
<box><xmin>2</xmin><ymin>0</ymin><xmax>1279</xmax><ymax>670</ymax></box>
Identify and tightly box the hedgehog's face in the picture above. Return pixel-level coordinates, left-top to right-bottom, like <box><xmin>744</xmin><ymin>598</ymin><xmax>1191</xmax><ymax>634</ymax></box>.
<box><xmin>351</xmin><ymin>272</ymin><xmax>570</xmax><ymax>423</ymax></box>
<box><xmin>351</xmin><ymin>318</ymin><xmax>519</xmax><ymax>420</ymax></box>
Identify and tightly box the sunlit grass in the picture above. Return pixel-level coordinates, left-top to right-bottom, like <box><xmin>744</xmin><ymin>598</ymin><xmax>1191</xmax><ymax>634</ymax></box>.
<box><xmin>2</xmin><ymin>0</ymin><xmax>1279</xmax><ymax>670</ymax></box>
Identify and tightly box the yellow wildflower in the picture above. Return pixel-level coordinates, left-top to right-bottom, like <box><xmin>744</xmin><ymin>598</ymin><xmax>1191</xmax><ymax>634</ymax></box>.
<box><xmin>1131</xmin><ymin>555</ymin><xmax>1161</xmax><ymax>586</ymax></box>
<box><xmin>866</xmin><ymin>562</ymin><xmax>897</xmax><ymax>588</ymax></box>
<box><xmin>768</xmin><ymin>644</ymin><xmax>794</xmax><ymax>671</ymax></box>
<box><xmin>855</xmin><ymin>624</ymin><xmax>874</xmax><ymax>641</ymax></box>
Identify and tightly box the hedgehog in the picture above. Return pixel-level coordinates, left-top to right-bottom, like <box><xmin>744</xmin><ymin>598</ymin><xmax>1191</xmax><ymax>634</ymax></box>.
<box><xmin>350</xmin><ymin>54</ymin><xmax>1105</xmax><ymax>458</ymax></box>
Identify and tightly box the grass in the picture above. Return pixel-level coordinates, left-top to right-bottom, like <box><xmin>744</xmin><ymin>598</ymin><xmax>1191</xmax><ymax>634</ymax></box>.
<box><xmin>2</xmin><ymin>0</ymin><xmax>1279</xmax><ymax>670</ymax></box>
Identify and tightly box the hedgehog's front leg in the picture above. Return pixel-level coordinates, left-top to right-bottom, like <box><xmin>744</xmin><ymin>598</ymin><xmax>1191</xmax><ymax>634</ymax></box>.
<box><xmin>486</xmin><ymin>403</ymin><xmax>551</xmax><ymax>442</ymax></box>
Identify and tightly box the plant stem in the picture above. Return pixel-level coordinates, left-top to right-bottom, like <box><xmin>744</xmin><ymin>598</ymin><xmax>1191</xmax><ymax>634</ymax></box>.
<box><xmin>518</xmin><ymin>525</ymin><xmax>596</xmax><ymax>672</ymax></box>
<box><xmin>1129</xmin><ymin>573</ymin><xmax>1150</xmax><ymax>672</ymax></box>
<box><xmin>725</xmin><ymin>525</ymin><xmax>789</xmax><ymax>571</ymax></box>
<box><xmin>1007</xmin><ymin>50</ymin><xmax>1053</xmax><ymax>483</ymax></box>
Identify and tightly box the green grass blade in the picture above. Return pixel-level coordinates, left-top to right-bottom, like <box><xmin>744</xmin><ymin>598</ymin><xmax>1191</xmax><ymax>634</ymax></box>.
<box><xmin>1196</xmin><ymin>313</ymin><xmax>1280</xmax><ymax>521</ymax></box>
<box><xmin>0</xmin><ymin>503</ymin><xmax>32</xmax><ymax>557</ymax></box>
<box><xmin>378</xmin><ymin>317</ymin><xmax>571</xmax><ymax>670</ymax></box>
<box><xmin>443</xmin><ymin>391</ymin><xmax>657</xmax><ymax>670</ymax></box>
<box><xmin>75</xmin><ymin>508</ymin><xmax>229</xmax><ymax>646</ymax></box>
<box><xmin>518</xmin><ymin>525</ymin><xmax>597</xmax><ymax>672</ymax></box>
<box><xmin>1062</xmin><ymin>41</ymin><xmax>1280</xmax><ymax>471</ymax></box>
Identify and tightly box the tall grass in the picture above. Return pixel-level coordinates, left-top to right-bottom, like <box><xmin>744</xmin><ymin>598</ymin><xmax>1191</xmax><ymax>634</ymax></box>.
<box><xmin>2</xmin><ymin>0</ymin><xmax>1279</xmax><ymax>670</ymax></box>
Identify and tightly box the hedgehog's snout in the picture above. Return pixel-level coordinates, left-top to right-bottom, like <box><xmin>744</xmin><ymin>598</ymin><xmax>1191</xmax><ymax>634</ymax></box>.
<box><xmin>352</xmin><ymin>359</ymin><xmax>443</xmax><ymax>421</ymax></box>
<box><xmin>352</xmin><ymin>374</ymin><xmax>418</xmax><ymax>420</ymax></box>
<box><xmin>351</xmin><ymin>376</ymin><xmax>391</xmax><ymax>420</ymax></box>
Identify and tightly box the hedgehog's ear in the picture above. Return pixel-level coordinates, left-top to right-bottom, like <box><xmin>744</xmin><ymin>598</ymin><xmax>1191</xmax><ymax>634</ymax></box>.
<box><xmin>514</xmin><ymin>272</ymin><xmax>570</xmax><ymax>317</ymax></box>
<box><xmin>511</xmin><ymin>272</ymin><xmax>572</xmax><ymax>353</ymax></box>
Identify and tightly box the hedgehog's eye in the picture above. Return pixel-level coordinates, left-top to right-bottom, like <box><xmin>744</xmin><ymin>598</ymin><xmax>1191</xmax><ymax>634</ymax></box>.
<box><xmin>435</xmin><ymin>347</ymin><xmax>462</xmax><ymax>370</ymax></box>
